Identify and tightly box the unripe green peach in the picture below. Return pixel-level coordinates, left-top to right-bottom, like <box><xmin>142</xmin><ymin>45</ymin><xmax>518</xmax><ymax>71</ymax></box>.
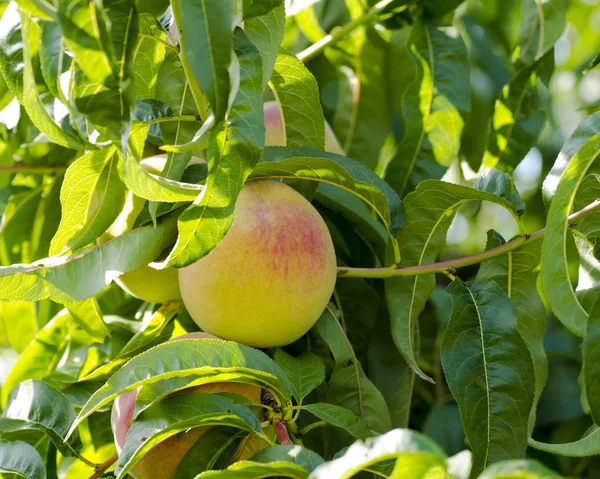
<box><xmin>263</xmin><ymin>100</ymin><xmax>344</xmax><ymax>154</ymax></box>
<box><xmin>110</xmin><ymin>155</ymin><xmax>203</xmax><ymax>303</ymax></box>
<box><xmin>115</xmin><ymin>265</ymin><xmax>182</xmax><ymax>303</ymax></box>
<box><xmin>111</xmin><ymin>333</ymin><xmax>263</xmax><ymax>479</ymax></box>
<box><xmin>178</xmin><ymin>179</ymin><xmax>337</xmax><ymax>348</ymax></box>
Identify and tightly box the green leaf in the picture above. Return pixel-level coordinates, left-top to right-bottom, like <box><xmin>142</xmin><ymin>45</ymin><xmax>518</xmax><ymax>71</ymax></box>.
<box><xmin>120</xmin><ymin>125</ymin><xmax>204</xmax><ymax>202</ymax></box>
<box><xmin>30</xmin><ymin>175</ymin><xmax>64</xmax><ymax>262</ymax></box>
<box><xmin>135</xmin><ymin>0</ymin><xmax>169</xmax><ymax>16</ymax></box>
<box><xmin>274</xmin><ymin>350</ymin><xmax>325</xmax><ymax>403</ymax></box>
<box><xmin>155</xmin><ymin>50</ymin><xmax>202</xmax><ymax>169</ymax></box>
<box><xmin>315</xmin><ymin>304</ymin><xmax>353</xmax><ymax>368</ymax></box>
<box><xmin>195</xmin><ymin>461</ymin><xmax>310</xmax><ymax>479</ymax></box>
<box><xmin>0</xmin><ymin>185</ymin><xmax>43</xmax><ymax>265</ymax></box>
<box><xmin>68</xmin><ymin>338</ymin><xmax>293</xmax><ymax>437</ymax></box>
<box><xmin>18</xmin><ymin>12</ymin><xmax>85</xmax><ymax>149</ymax></box>
<box><xmin>331</xmin><ymin>28</ymin><xmax>390</xmax><ymax>170</ymax></box>
<box><xmin>308</xmin><ymin>428</ymin><xmax>447</xmax><ymax>479</ymax></box>
<box><xmin>245</xmin><ymin>4</ymin><xmax>285</xmax><ymax>91</ymax></box>
<box><xmin>250</xmin><ymin>445</ymin><xmax>324</xmax><ymax>472</ymax></box>
<box><xmin>167</xmin><ymin>29</ymin><xmax>264</xmax><ymax>267</ymax></box>
<box><xmin>174</xmin><ymin>427</ymin><xmax>246</xmax><ymax>478</ymax></box>
<box><xmin>315</xmin><ymin>183</ymin><xmax>388</xmax><ymax>252</ymax></box>
<box><xmin>541</xmin><ymin>112</ymin><xmax>600</xmax><ymax>337</ymax></box>
<box><xmin>0</xmin><ymin>379</ymin><xmax>82</xmax><ymax>457</ymax></box>
<box><xmin>477</xmin><ymin>231</ymin><xmax>547</xmax><ymax>435</ymax></box>
<box><xmin>441</xmin><ymin>279</ymin><xmax>535</xmax><ymax>477</ymax></box>
<box><xmin>64</xmin><ymin>297</ymin><xmax>109</xmax><ymax>343</ymax></box>
<box><xmin>0</xmin><ymin>301</ymin><xmax>38</xmax><ymax>353</ymax></box>
<box><xmin>50</xmin><ymin>146</ymin><xmax>125</xmax><ymax>255</ymax></box>
<box><xmin>385</xmin><ymin>175</ymin><xmax>524</xmax><ymax>382</ymax></box>
<box><xmin>383</xmin><ymin>18</ymin><xmax>470</xmax><ymax>196</ymax></box>
<box><xmin>0</xmin><ymin>5</ymin><xmax>24</xmax><ymax>99</ymax></box>
<box><xmin>254</xmin><ymin>146</ymin><xmax>403</xmax><ymax>261</ymax></box>
<box><xmin>0</xmin><ymin>216</ymin><xmax>177</xmax><ymax>302</ymax></box>
<box><xmin>584</xmin><ymin>48</ymin><xmax>600</xmax><ymax>74</ymax></box>
<box><xmin>134</xmin><ymin>14</ymin><xmax>168</xmax><ymax>99</ymax></box>
<box><xmin>177</xmin><ymin>0</ymin><xmax>233</xmax><ymax>121</ymax></box>
<box><xmin>423</xmin><ymin>0</ymin><xmax>466</xmax><ymax>18</ymax></box>
<box><xmin>243</xmin><ymin>0</ymin><xmax>283</xmax><ymax>19</ymax></box>
<box><xmin>479</xmin><ymin>459</ymin><xmax>563</xmax><ymax>478</ymax></box>
<box><xmin>302</xmin><ymin>403</ymin><xmax>372</xmax><ymax>440</ymax></box>
<box><xmin>573</xmin><ymin>174</ymin><xmax>600</xmax><ymax>240</ymax></box>
<box><xmin>327</xmin><ymin>362</ymin><xmax>392</xmax><ymax>434</ymax></box>
<box><xmin>367</xmin><ymin>313</ymin><xmax>413</xmax><ymax>429</ymax></box>
<box><xmin>80</xmin><ymin>303</ymin><xmax>183</xmax><ymax>382</ymax></box>
<box><xmin>518</xmin><ymin>0</ymin><xmax>566</xmax><ymax>65</ymax></box>
<box><xmin>474</xmin><ymin>169</ymin><xmax>526</xmax><ymax>215</ymax></box>
<box><xmin>529</xmin><ymin>424</ymin><xmax>600</xmax><ymax>457</ymax></box>
<box><xmin>1</xmin><ymin>311</ymin><xmax>70</xmax><ymax>406</ymax></box>
<box><xmin>483</xmin><ymin>51</ymin><xmax>553</xmax><ymax>171</ymax></box>
<box><xmin>14</xmin><ymin>0</ymin><xmax>55</xmax><ymax>20</ymax></box>
<box><xmin>422</xmin><ymin>404</ymin><xmax>465</xmax><ymax>457</ymax></box>
<box><xmin>58</xmin><ymin>0</ymin><xmax>138</xmax><ymax>143</ymax></box>
<box><xmin>115</xmin><ymin>393</ymin><xmax>262</xmax><ymax>479</ymax></box>
<box><xmin>38</xmin><ymin>21</ymin><xmax>72</xmax><ymax>111</ymax></box>
<box><xmin>0</xmin><ymin>440</ymin><xmax>46</xmax><ymax>479</ymax></box>
<box><xmin>269</xmin><ymin>49</ymin><xmax>325</xmax><ymax>150</ymax></box>
<box><xmin>583</xmin><ymin>297</ymin><xmax>600</xmax><ymax>426</ymax></box>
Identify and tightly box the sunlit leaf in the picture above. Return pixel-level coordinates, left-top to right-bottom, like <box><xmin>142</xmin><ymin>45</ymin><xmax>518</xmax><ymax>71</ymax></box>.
<box><xmin>383</xmin><ymin>18</ymin><xmax>470</xmax><ymax>196</ymax></box>
<box><xmin>541</xmin><ymin>112</ymin><xmax>600</xmax><ymax>337</ymax></box>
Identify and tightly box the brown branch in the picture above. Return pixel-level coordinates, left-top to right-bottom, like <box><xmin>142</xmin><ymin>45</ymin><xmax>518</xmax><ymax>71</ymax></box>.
<box><xmin>89</xmin><ymin>453</ymin><xmax>118</xmax><ymax>479</ymax></box>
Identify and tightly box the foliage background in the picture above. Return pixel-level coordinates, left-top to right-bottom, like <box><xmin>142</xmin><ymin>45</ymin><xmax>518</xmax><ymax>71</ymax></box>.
<box><xmin>0</xmin><ymin>0</ymin><xmax>599</xmax><ymax>477</ymax></box>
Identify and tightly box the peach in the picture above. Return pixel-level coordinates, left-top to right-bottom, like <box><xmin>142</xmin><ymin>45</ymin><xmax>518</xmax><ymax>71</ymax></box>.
<box><xmin>110</xmin><ymin>333</ymin><xmax>262</xmax><ymax>479</ymax></box>
<box><xmin>178</xmin><ymin>180</ymin><xmax>337</xmax><ymax>348</ymax></box>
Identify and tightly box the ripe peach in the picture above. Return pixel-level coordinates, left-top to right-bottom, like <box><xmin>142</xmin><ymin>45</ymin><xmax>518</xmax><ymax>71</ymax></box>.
<box><xmin>178</xmin><ymin>180</ymin><xmax>337</xmax><ymax>348</ymax></box>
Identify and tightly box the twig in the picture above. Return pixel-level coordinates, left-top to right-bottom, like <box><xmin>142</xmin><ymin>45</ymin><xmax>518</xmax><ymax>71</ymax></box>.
<box><xmin>337</xmin><ymin>199</ymin><xmax>600</xmax><ymax>279</ymax></box>
<box><xmin>297</xmin><ymin>0</ymin><xmax>405</xmax><ymax>62</ymax></box>
<box><xmin>298</xmin><ymin>420</ymin><xmax>328</xmax><ymax>436</ymax></box>
<box><xmin>0</xmin><ymin>164</ymin><xmax>69</xmax><ymax>174</ymax></box>
<box><xmin>89</xmin><ymin>453</ymin><xmax>118</xmax><ymax>479</ymax></box>
<box><xmin>274</xmin><ymin>419</ymin><xmax>292</xmax><ymax>445</ymax></box>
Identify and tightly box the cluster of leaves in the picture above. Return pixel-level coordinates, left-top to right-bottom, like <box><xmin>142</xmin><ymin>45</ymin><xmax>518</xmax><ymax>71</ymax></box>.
<box><xmin>0</xmin><ymin>0</ymin><xmax>598</xmax><ymax>477</ymax></box>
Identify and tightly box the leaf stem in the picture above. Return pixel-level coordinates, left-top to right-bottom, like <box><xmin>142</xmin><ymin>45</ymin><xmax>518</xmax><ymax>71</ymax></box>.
<box><xmin>88</xmin><ymin>453</ymin><xmax>117</xmax><ymax>479</ymax></box>
<box><xmin>274</xmin><ymin>419</ymin><xmax>292</xmax><ymax>445</ymax></box>
<box><xmin>337</xmin><ymin>199</ymin><xmax>600</xmax><ymax>279</ymax></box>
<box><xmin>170</xmin><ymin>0</ymin><xmax>209</xmax><ymax>122</ymax></box>
<box><xmin>297</xmin><ymin>0</ymin><xmax>402</xmax><ymax>62</ymax></box>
